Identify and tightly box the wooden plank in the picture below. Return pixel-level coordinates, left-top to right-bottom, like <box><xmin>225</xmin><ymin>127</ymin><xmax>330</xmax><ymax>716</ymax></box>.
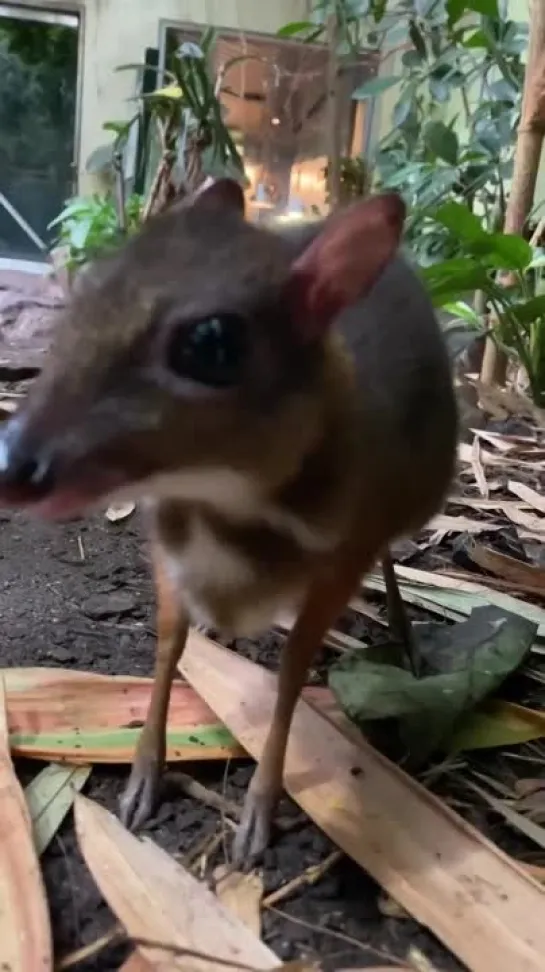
<box><xmin>180</xmin><ymin>633</ymin><xmax>545</xmax><ymax>972</ymax></box>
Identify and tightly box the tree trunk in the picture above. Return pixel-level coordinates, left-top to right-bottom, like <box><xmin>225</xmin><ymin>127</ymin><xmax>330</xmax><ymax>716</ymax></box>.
<box><xmin>481</xmin><ymin>0</ymin><xmax>545</xmax><ymax>388</ymax></box>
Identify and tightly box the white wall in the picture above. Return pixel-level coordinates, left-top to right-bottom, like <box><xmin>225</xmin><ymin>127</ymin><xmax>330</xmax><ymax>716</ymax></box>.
<box><xmin>77</xmin><ymin>0</ymin><xmax>310</xmax><ymax>191</ymax></box>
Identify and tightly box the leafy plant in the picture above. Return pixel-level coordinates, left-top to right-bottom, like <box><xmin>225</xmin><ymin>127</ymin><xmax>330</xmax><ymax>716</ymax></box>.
<box><xmin>49</xmin><ymin>193</ymin><xmax>143</xmax><ymax>271</ymax></box>
<box><xmin>420</xmin><ymin>201</ymin><xmax>545</xmax><ymax>404</ymax></box>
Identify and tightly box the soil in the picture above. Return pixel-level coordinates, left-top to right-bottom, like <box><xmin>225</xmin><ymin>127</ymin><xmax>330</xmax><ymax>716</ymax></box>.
<box><xmin>1</xmin><ymin>506</ymin><xmax>464</xmax><ymax>972</ymax></box>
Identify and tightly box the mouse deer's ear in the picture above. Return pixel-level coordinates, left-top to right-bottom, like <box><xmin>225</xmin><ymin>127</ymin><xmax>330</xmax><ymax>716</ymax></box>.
<box><xmin>286</xmin><ymin>193</ymin><xmax>405</xmax><ymax>342</ymax></box>
<box><xmin>191</xmin><ymin>177</ymin><xmax>246</xmax><ymax>215</ymax></box>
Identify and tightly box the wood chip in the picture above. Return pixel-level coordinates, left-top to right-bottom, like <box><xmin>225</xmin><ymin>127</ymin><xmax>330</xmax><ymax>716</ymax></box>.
<box><xmin>181</xmin><ymin>633</ymin><xmax>545</xmax><ymax>972</ymax></box>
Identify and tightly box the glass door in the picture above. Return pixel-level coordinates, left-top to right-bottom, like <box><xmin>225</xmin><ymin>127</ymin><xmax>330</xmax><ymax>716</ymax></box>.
<box><xmin>0</xmin><ymin>4</ymin><xmax>79</xmax><ymax>261</ymax></box>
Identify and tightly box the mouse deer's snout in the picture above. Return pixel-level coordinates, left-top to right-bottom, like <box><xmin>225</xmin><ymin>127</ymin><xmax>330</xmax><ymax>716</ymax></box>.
<box><xmin>0</xmin><ymin>413</ymin><xmax>57</xmax><ymax>503</ymax></box>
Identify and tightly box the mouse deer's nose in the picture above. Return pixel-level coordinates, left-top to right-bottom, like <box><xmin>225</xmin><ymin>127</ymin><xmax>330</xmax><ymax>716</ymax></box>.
<box><xmin>0</xmin><ymin>416</ymin><xmax>56</xmax><ymax>501</ymax></box>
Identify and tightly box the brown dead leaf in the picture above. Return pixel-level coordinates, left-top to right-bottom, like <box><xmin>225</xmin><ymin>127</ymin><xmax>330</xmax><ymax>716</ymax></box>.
<box><xmin>181</xmin><ymin>633</ymin><xmax>545</xmax><ymax>972</ymax></box>
<box><xmin>508</xmin><ymin>481</ymin><xmax>545</xmax><ymax>516</ymax></box>
<box><xmin>0</xmin><ymin>678</ymin><xmax>52</xmax><ymax>970</ymax></box>
<box><xmin>75</xmin><ymin>794</ymin><xmax>278</xmax><ymax>971</ymax></box>
<box><xmin>501</xmin><ymin>504</ymin><xmax>545</xmax><ymax>537</ymax></box>
<box><xmin>105</xmin><ymin>501</ymin><xmax>136</xmax><ymax>523</ymax></box>
<box><xmin>465</xmin><ymin>541</ymin><xmax>545</xmax><ymax>594</ymax></box>
<box><xmin>471</xmin><ymin>429</ymin><xmax>516</xmax><ymax>453</ymax></box>
<box><xmin>213</xmin><ymin>866</ymin><xmax>264</xmax><ymax>939</ymax></box>
<box><xmin>470</xmin><ymin>434</ymin><xmax>488</xmax><ymax>496</ymax></box>
<box><xmin>427</xmin><ymin>513</ymin><xmax>502</xmax><ymax>536</ymax></box>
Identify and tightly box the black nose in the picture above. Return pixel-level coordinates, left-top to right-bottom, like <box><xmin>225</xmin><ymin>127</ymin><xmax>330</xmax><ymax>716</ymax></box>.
<box><xmin>0</xmin><ymin>417</ymin><xmax>55</xmax><ymax>500</ymax></box>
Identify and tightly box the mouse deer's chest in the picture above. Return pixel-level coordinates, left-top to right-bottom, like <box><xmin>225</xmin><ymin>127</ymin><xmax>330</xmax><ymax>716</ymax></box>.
<box><xmin>152</xmin><ymin>497</ymin><xmax>334</xmax><ymax>638</ymax></box>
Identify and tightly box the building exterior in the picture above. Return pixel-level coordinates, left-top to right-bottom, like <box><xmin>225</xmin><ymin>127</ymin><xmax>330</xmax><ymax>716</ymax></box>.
<box><xmin>0</xmin><ymin>0</ymin><xmax>377</xmax><ymax>267</ymax></box>
<box><xmin>0</xmin><ymin>0</ymin><xmax>537</xmax><ymax>268</ymax></box>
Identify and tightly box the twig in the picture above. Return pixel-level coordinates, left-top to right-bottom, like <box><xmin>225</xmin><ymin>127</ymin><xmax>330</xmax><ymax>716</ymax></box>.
<box><xmin>56</xmin><ymin>926</ymin><xmax>122</xmax><ymax>969</ymax></box>
<box><xmin>268</xmin><ymin>905</ymin><xmax>399</xmax><ymax>965</ymax></box>
<box><xmin>165</xmin><ymin>770</ymin><xmax>241</xmax><ymax>820</ymax></box>
<box><xmin>262</xmin><ymin>851</ymin><xmax>342</xmax><ymax>908</ymax></box>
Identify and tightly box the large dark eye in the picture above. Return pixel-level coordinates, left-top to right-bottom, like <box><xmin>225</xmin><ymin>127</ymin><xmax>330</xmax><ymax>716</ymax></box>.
<box><xmin>166</xmin><ymin>314</ymin><xmax>247</xmax><ymax>388</ymax></box>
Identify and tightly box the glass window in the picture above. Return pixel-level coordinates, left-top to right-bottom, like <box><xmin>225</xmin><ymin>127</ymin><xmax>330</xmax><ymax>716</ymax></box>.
<box><xmin>161</xmin><ymin>25</ymin><xmax>377</xmax><ymax>220</ymax></box>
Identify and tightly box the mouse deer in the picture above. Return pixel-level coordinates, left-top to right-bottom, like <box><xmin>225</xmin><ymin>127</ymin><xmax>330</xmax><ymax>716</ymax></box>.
<box><xmin>0</xmin><ymin>179</ymin><xmax>458</xmax><ymax>864</ymax></box>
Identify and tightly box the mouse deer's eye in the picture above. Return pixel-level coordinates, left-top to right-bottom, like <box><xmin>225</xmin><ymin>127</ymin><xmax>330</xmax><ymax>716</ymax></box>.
<box><xmin>165</xmin><ymin>314</ymin><xmax>248</xmax><ymax>388</ymax></box>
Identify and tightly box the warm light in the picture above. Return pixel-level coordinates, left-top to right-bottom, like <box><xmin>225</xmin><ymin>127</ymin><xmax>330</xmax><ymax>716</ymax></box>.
<box><xmin>271</xmin><ymin>116</ymin><xmax>281</xmax><ymax>126</ymax></box>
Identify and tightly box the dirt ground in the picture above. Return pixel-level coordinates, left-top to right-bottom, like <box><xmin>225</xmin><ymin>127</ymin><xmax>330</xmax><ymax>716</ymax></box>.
<box><xmin>1</xmin><ymin>504</ymin><xmax>466</xmax><ymax>972</ymax></box>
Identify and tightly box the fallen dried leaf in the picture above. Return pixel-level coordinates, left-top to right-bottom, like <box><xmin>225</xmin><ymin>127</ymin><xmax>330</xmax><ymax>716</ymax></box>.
<box><xmin>213</xmin><ymin>866</ymin><xmax>263</xmax><ymax>939</ymax></box>
<box><xmin>181</xmin><ymin>633</ymin><xmax>545</xmax><ymax>972</ymax></box>
<box><xmin>4</xmin><ymin>667</ymin><xmax>244</xmax><ymax>763</ymax></box>
<box><xmin>3</xmin><ymin>666</ymin><xmax>331</xmax><ymax>764</ymax></box>
<box><xmin>470</xmin><ymin>434</ymin><xmax>488</xmax><ymax>496</ymax></box>
<box><xmin>465</xmin><ymin>540</ymin><xmax>545</xmax><ymax>592</ymax></box>
<box><xmin>508</xmin><ymin>481</ymin><xmax>545</xmax><ymax>516</ymax></box>
<box><xmin>75</xmin><ymin>793</ymin><xmax>278</xmax><ymax>971</ymax></box>
<box><xmin>105</xmin><ymin>501</ymin><xmax>136</xmax><ymax>523</ymax></box>
<box><xmin>0</xmin><ymin>678</ymin><xmax>52</xmax><ymax>970</ymax></box>
<box><xmin>25</xmin><ymin>762</ymin><xmax>91</xmax><ymax>855</ymax></box>
<box><xmin>364</xmin><ymin>565</ymin><xmax>545</xmax><ymax>642</ymax></box>
<box><xmin>450</xmin><ymin>700</ymin><xmax>545</xmax><ymax>752</ymax></box>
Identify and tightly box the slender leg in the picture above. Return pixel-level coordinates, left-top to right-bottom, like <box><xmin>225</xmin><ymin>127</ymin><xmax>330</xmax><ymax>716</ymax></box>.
<box><xmin>119</xmin><ymin>549</ymin><xmax>189</xmax><ymax>830</ymax></box>
<box><xmin>233</xmin><ymin>546</ymin><xmax>375</xmax><ymax>867</ymax></box>
<box><xmin>381</xmin><ymin>550</ymin><xmax>418</xmax><ymax>676</ymax></box>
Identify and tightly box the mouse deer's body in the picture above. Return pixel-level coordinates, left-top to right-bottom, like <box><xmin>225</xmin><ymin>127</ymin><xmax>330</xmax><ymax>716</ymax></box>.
<box><xmin>0</xmin><ymin>181</ymin><xmax>457</xmax><ymax>862</ymax></box>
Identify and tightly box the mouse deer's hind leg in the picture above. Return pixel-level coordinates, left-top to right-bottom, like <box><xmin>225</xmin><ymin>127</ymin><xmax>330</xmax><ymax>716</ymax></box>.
<box><xmin>381</xmin><ymin>550</ymin><xmax>419</xmax><ymax>676</ymax></box>
<box><xmin>120</xmin><ymin>547</ymin><xmax>189</xmax><ymax>830</ymax></box>
<box><xmin>233</xmin><ymin>543</ymin><xmax>378</xmax><ymax>868</ymax></box>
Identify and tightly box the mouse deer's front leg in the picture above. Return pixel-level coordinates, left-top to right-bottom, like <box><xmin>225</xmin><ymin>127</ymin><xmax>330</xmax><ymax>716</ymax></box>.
<box><xmin>120</xmin><ymin>545</ymin><xmax>189</xmax><ymax>830</ymax></box>
<box><xmin>233</xmin><ymin>542</ymin><xmax>378</xmax><ymax>867</ymax></box>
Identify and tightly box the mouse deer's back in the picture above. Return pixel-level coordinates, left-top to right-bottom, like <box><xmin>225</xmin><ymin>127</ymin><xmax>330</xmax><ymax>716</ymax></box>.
<box><xmin>333</xmin><ymin>252</ymin><xmax>458</xmax><ymax>539</ymax></box>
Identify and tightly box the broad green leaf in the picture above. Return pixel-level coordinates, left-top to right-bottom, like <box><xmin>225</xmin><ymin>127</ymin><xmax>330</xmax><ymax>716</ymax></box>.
<box><xmin>442</xmin><ymin>300</ymin><xmax>481</xmax><ymax>324</ymax></box>
<box><xmin>450</xmin><ymin>700</ymin><xmax>545</xmax><ymax>753</ymax></box>
<box><xmin>25</xmin><ymin>763</ymin><xmax>91</xmax><ymax>856</ymax></box>
<box><xmin>330</xmin><ymin>607</ymin><xmax>537</xmax><ymax>765</ymax></box>
<box><xmin>508</xmin><ymin>295</ymin><xmax>545</xmax><ymax>326</ymax></box>
<box><xmin>486</xmin><ymin>233</ymin><xmax>532</xmax><ymax>272</ymax></box>
<box><xmin>352</xmin><ymin>75</ymin><xmax>401</xmax><ymax>99</ymax></box>
<box><xmin>424</xmin><ymin>121</ymin><xmax>458</xmax><ymax>164</ymax></box>
<box><xmin>276</xmin><ymin>21</ymin><xmax>314</xmax><ymax>37</ymax></box>
<box><xmin>465</xmin><ymin>0</ymin><xmax>498</xmax><ymax>14</ymax></box>
<box><xmin>434</xmin><ymin>201</ymin><xmax>485</xmax><ymax>241</ymax></box>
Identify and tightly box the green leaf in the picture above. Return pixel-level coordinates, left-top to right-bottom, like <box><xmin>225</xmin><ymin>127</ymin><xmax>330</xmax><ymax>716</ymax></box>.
<box><xmin>465</xmin><ymin>0</ymin><xmax>498</xmax><ymax>14</ymax></box>
<box><xmin>434</xmin><ymin>201</ymin><xmax>485</xmax><ymax>241</ymax></box>
<box><xmin>409</xmin><ymin>19</ymin><xmax>427</xmax><ymax>60</ymax></box>
<box><xmin>450</xmin><ymin>700</ymin><xmax>545</xmax><ymax>753</ymax></box>
<box><xmin>466</xmin><ymin>234</ymin><xmax>532</xmax><ymax>272</ymax></box>
<box><xmin>508</xmin><ymin>295</ymin><xmax>545</xmax><ymax>325</ymax></box>
<box><xmin>329</xmin><ymin>606</ymin><xmax>537</xmax><ymax>765</ymax></box>
<box><xmin>25</xmin><ymin>763</ymin><xmax>91</xmax><ymax>856</ymax></box>
<box><xmin>276</xmin><ymin>20</ymin><xmax>315</xmax><ymax>37</ymax></box>
<box><xmin>422</xmin><ymin>257</ymin><xmax>490</xmax><ymax>299</ymax></box>
<box><xmin>442</xmin><ymin>300</ymin><xmax>481</xmax><ymax>324</ymax></box>
<box><xmin>352</xmin><ymin>75</ymin><xmax>401</xmax><ymax>99</ymax></box>
<box><xmin>424</xmin><ymin>121</ymin><xmax>458</xmax><ymax>164</ymax></box>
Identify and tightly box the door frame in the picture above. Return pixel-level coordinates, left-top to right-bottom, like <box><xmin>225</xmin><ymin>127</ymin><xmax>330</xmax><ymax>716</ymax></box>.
<box><xmin>0</xmin><ymin>0</ymin><xmax>84</xmax><ymax>270</ymax></box>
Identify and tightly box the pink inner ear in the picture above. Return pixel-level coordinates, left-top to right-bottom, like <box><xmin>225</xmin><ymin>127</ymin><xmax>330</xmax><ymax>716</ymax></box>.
<box><xmin>288</xmin><ymin>193</ymin><xmax>406</xmax><ymax>341</ymax></box>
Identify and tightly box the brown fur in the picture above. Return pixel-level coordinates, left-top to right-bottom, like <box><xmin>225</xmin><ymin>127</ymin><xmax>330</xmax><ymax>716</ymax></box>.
<box><xmin>0</xmin><ymin>183</ymin><xmax>458</xmax><ymax>853</ymax></box>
